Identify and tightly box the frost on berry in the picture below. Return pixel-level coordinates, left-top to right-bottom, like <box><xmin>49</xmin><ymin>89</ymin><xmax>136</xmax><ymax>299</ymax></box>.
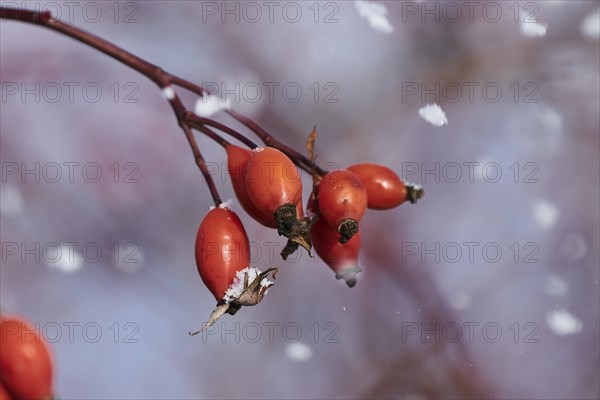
<box><xmin>335</xmin><ymin>264</ymin><xmax>362</xmax><ymax>288</ymax></box>
<box><xmin>209</xmin><ymin>198</ymin><xmax>234</xmax><ymax>211</ymax></box>
<box><xmin>222</xmin><ymin>267</ymin><xmax>274</xmax><ymax>304</ymax></box>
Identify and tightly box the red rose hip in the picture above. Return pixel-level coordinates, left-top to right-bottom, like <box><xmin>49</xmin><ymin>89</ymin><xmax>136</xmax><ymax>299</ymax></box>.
<box><xmin>311</xmin><ymin>215</ymin><xmax>362</xmax><ymax>287</ymax></box>
<box><xmin>226</xmin><ymin>144</ymin><xmax>277</xmax><ymax>228</ymax></box>
<box><xmin>191</xmin><ymin>205</ymin><xmax>278</xmax><ymax>336</ymax></box>
<box><xmin>317</xmin><ymin>169</ymin><xmax>368</xmax><ymax>243</ymax></box>
<box><xmin>347</xmin><ymin>163</ymin><xmax>424</xmax><ymax>208</ymax></box>
<box><xmin>0</xmin><ymin>315</ymin><xmax>54</xmax><ymax>400</ymax></box>
<box><xmin>245</xmin><ymin>147</ymin><xmax>310</xmax><ymax>253</ymax></box>
<box><xmin>195</xmin><ymin>207</ymin><xmax>251</xmax><ymax>302</ymax></box>
<box><xmin>227</xmin><ymin>144</ymin><xmax>304</xmax><ymax>228</ymax></box>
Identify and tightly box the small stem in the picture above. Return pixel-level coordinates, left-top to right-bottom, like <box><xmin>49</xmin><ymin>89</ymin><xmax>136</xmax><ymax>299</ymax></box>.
<box><xmin>226</xmin><ymin>109</ymin><xmax>328</xmax><ymax>176</ymax></box>
<box><xmin>46</xmin><ymin>18</ymin><xmax>166</xmax><ymax>87</ymax></box>
<box><xmin>1</xmin><ymin>7</ymin><xmax>328</xmax><ymax>201</ymax></box>
<box><xmin>0</xmin><ymin>8</ymin><xmax>51</xmax><ymax>24</ymax></box>
<box><xmin>172</xmin><ymin>74</ymin><xmax>326</xmax><ymax>175</ymax></box>
<box><xmin>1</xmin><ymin>7</ymin><xmax>224</xmax><ymax>205</ymax></box>
<box><xmin>186</xmin><ymin>114</ymin><xmax>257</xmax><ymax>149</ymax></box>
<box><xmin>192</xmin><ymin>123</ymin><xmax>229</xmax><ymax>148</ymax></box>
<box><xmin>170</xmin><ymin>75</ymin><xmax>208</xmax><ymax>96</ymax></box>
<box><xmin>181</xmin><ymin>124</ymin><xmax>222</xmax><ymax>207</ymax></box>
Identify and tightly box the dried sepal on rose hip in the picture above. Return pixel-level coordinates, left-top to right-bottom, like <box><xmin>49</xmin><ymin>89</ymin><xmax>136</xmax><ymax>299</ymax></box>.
<box><xmin>347</xmin><ymin>163</ymin><xmax>424</xmax><ymax>208</ymax></box>
<box><xmin>316</xmin><ymin>169</ymin><xmax>368</xmax><ymax>244</ymax></box>
<box><xmin>226</xmin><ymin>144</ymin><xmax>304</xmax><ymax>229</ymax></box>
<box><xmin>308</xmin><ymin>196</ymin><xmax>362</xmax><ymax>287</ymax></box>
<box><xmin>0</xmin><ymin>314</ymin><xmax>54</xmax><ymax>400</ymax></box>
<box><xmin>190</xmin><ymin>203</ymin><xmax>277</xmax><ymax>336</ymax></box>
<box><xmin>279</xmin><ymin>198</ymin><xmax>308</xmax><ymax>261</ymax></box>
<box><xmin>245</xmin><ymin>147</ymin><xmax>311</xmax><ymax>256</ymax></box>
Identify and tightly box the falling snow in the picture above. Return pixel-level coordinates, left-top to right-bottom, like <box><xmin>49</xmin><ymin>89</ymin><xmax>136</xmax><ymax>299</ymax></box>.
<box><xmin>449</xmin><ymin>292</ymin><xmax>472</xmax><ymax>310</ymax></box>
<box><xmin>46</xmin><ymin>244</ymin><xmax>83</xmax><ymax>274</ymax></box>
<box><xmin>418</xmin><ymin>103</ymin><xmax>448</xmax><ymax>126</ymax></box>
<box><xmin>0</xmin><ymin>184</ymin><xmax>24</xmax><ymax>216</ymax></box>
<box><xmin>519</xmin><ymin>10</ymin><xmax>547</xmax><ymax>38</ymax></box>
<box><xmin>286</xmin><ymin>342</ymin><xmax>313</xmax><ymax>362</ymax></box>
<box><xmin>532</xmin><ymin>199</ymin><xmax>559</xmax><ymax>230</ymax></box>
<box><xmin>355</xmin><ymin>0</ymin><xmax>393</xmax><ymax>34</ymax></box>
<box><xmin>474</xmin><ymin>156</ymin><xmax>495</xmax><ymax>182</ymax></box>
<box><xmin>520</xmin><ymin>21</ymin><xmax>547</xmax><ymax>38</ymax></box>
<box><xmin>543</xmin><ymin>274</ymin><xmax>569</xmax><ymax>298</ymax></box>
<box><xmin>581</xmin><ymin>8</ymin><xmax>600</xmax><ymax>39</ymax></box>
<box><xmin>546</xmin><ymin>309</ymin><xmax>583</xmax><ymax>336</ymax></box>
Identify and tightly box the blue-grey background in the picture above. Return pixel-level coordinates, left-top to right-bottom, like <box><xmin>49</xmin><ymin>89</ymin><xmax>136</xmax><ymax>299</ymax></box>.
<box><xmin>1</xmin><ymin>1</ymin><xmax>599</xmax><ymax>399</ymax></box>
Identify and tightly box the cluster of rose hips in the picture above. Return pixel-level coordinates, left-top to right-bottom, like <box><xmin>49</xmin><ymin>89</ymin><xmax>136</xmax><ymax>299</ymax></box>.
<box><xmin>0</xmin><ymin>6</ymin><xmax>422</xmax><ymax>337</ymax></box>
<box><xmin>0</xmin><ymin>315</ymin><xmax>54</xmax><ymax>400</ymax></box>
<box><xmin>191</xmin><ymin>142</ymin><xmax>423</xmax><ymax>335</ymax></box>
<box><xmin>1</xmin><ymin>5</ymin><xmax>425</xmax><ymax>381</ymax></box>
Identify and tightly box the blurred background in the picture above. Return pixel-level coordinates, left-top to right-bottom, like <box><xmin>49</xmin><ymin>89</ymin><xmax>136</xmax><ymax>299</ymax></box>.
<box><xmin>1</xmin><ymin>1</ymin><xmax>598</xmax><ymax>399</ymax></box>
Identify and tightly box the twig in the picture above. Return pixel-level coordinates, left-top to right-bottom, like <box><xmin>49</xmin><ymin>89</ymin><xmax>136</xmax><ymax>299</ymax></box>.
<box><xmin>186</xmin><ymin>114</ymin><xmax>258</xmax><ymax>149</ymax></box>
<box><xmin>0</xmin><ymin>6</ymin><xmax>326</xmax><ymax>204</ymax></box>
<box><xmin>226</xmin><ymin>109</ymin><xmax>328</xmax><ymax>176</ymax></box>
<box><xmin>1</xmin><ymin>7</ymin><xmax>225</xmax><ymax>206</ymax></box>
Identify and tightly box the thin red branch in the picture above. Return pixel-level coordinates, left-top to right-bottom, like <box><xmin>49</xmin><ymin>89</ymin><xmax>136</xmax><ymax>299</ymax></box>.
<box><xmin>1</xmin><ymin>6</ymin><xmax>327</xmax><ymax>205</ymax></box>
<box><xmin>1</xmin><ymin>7</ymin><xmax>223</xmax><ymax>205</ymax></box>
<box><xmin>186</xmin><ymin>115</ymin><xmax>258</xmax><ymax>149</ymax></box>
<box><xmin>226</xmin><ymin>109</ymin><xmax>328</xmax><ymax>176</ymax></box>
